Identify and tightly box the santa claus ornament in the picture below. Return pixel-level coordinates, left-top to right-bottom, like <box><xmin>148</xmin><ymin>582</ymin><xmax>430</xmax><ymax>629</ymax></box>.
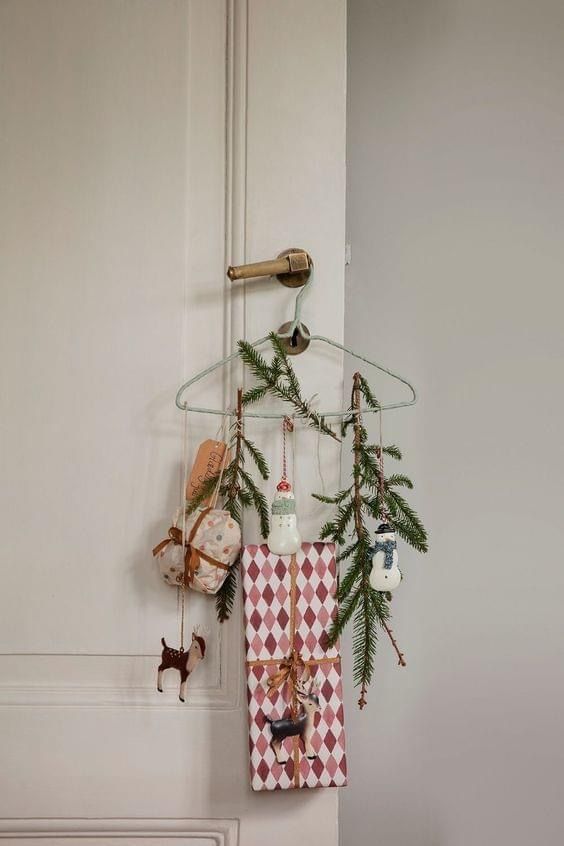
<box><xmin>267</xmin><ymin>417</ymin><xmax>301</xmax><ymax>556</ymax></box>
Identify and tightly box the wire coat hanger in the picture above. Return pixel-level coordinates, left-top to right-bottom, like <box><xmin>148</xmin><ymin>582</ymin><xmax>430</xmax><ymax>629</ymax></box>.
<box><xmin>175</xmin><ymin>263</ymin><xmax>417</xmax><ymax>420</ymax></box>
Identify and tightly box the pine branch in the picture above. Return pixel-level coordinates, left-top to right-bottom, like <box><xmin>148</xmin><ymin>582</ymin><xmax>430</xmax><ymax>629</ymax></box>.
<box><xmin>353</xmin><ymin>594</ymin><xmax>377</xmax><ymax>709</ymax></box>
<box><xmin>385</xmin><ymin>490</ymin><xmax>428</xmax><ymax>552</ymax></box>
<box><xmin>336</xmin><ymin>541</ymin><xmax>368</xmax><ymax>602</ymax></box>
<box><xmin>238</xmin><ymin>334</ymin><xmax>340</xmax><ymax>441</ymax></box>
<box><xmin>336</xmin><ymin>540</ymin><xmax>358</xmax><ymax>563</ymax></box>
<box><xmin>240</xmin><ymin>468</ymin><xmax>270</xmax><ymax>538</ymax></box>
<box><xmin>358</xmin><ymin>374</ymin><xmax>380</xmax><ymax>411</ymax></box>
<box><xmin>312</xmin><ymin>487</ymin><xmax>352</xmax><ymax>505</ymax></box>
<box><xmin>352</xmin><ymin>373</ymin><xmax>363</xmax><ymax>538</ymax></box>
<box><xmin>313</xmin><ymin>371</ymin><xmax>427</xmax><ymax>707</ymax></box>
<box><xmin>386</xmin><ymin>474</ymin><xmax>414</xmax><ymax>489</ymax></box>
<box><xmin>242</xmin><ymin>437</ymin><xmax>270</xmax><ymax>480</ymax></box>
<box><xmin>215</xmin><ymin>560</ymin><xmax>238</xmax><ymax>623</ymax></box>
<box><xmin>380</xmin><ymin>617</ymin><xmax>406</xmax><ymax>667</ymax></box>
<box><xmin>241</xmin><ymin>385</ymin><xmax>268</xmax><ymax>406</ymax></box>
<box><xmin>213</xmin><ymin>387</ymin><xmax>272</xmax><ymax>622</ymax></box>
<box><xmin>185</xmin><ymin>474</ymin><xmax>221</xmax><ymax>515</ymax></box>
<box><xmin>329</xmin><ymin>587</ymin><xmax>361</xmax><ymax>643</ymax></box>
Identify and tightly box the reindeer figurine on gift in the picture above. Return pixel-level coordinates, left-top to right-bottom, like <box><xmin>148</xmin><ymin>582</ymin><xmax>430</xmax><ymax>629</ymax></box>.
<box><xmin>157</xmin><ymin>626</ymin><xmax>206</xmax><ymax>702</ymax></box>
<box><xmin>265</xmin><ymin>671</ymin><xmax>321</xmax><ymax>764</ymax></box>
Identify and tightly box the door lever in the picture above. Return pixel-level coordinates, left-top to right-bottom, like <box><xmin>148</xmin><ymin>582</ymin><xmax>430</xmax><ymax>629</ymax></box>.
<box><xmin>227</xmin><ymin>248</ymin><xmax>312</xmax><ymax>288</ymax></box>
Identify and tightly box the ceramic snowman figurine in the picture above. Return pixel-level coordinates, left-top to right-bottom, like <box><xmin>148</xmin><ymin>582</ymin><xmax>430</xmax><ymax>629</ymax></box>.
<box><xmin>267</xmin><ymin>479</ymin><xmax>301</xmax><ymax>555</ymax></box>
<box><xmin>369</xmin><ymin>522</ymin><xmax>402</xmax><ymax>591</ymax></box>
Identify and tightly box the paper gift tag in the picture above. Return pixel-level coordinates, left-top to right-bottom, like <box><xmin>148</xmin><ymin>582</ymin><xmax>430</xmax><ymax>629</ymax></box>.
<box><xmin>186</xmin><ymin>440</ymin><xmax>229</xmax><ymax>506</ymax></box>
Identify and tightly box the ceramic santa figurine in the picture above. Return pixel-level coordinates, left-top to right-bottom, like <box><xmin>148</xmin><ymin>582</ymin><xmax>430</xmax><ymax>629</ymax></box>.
<box><xmin>369</xmin><ymin>522</ymin><xmax>402</xmax><ymax>591</ymax></box>
<box><xmin>267</xmin><ymin>479</ymin><xmax>301</xmax><ymax>555</ymax></box>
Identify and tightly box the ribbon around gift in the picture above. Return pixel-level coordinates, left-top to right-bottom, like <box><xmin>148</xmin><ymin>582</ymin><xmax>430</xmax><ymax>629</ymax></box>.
<box><xmin>152</xmin><ymin>508</ymin><xmax>229</xmax><ymax>586</ymax></box>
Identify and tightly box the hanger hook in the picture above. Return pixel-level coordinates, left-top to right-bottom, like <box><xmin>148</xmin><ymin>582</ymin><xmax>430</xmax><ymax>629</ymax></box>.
<box><xmin>276</xmin><ymin>271</ymin><xmax>313</xmax><ymax>354</ymax></box>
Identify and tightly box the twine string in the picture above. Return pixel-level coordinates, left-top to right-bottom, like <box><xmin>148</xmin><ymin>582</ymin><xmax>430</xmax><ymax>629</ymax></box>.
<box><xmin>179</xmin><ymin>404</ymin><xmax>191</xmax><ymax>650</ymax></box>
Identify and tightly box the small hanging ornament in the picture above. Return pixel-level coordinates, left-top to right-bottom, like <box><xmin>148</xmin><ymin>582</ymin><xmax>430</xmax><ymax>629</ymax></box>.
<box><xmin>156</xmin><ymin>571</ymin><xmax>206</xmax><ymax>702</ymax></box>
<box><xmin>267</xmin><ymin>417</ymin><xmax>301</xmax><ymax>556</ymax></box>
<box><xmin>369</xmin><ymin>409</ymin><xmax>402</xmax><ymax>592</ymax></box>
<box><xmin>156</xmin><ymin>626</ymin><xmax>206</xmax><ymax>703</ymax></box>
<box><xmin>155</xmin><ymin>406</ymin><xmax>208</xmax><ymax>702</ymax></box>
<box><xmin>369</xmin><ymin>522</ymin><xmax>401</xmax><ymax>591</ymax></box>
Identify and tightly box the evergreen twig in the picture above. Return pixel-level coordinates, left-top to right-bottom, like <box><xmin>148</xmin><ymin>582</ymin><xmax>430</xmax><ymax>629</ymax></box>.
<box><xmin>238</xmin><ymin>333</ymin><xmax>340</xmax><ymax>441</ymax></box>
<box><xmin>211</xmin><ymin>388</ymin><xmax>271</xmax><ymax>623</ymax></box>
<box><xmin>319</xmin><ymin>371</ymin><xmax>428</xmax><ymax>708</ymax></box>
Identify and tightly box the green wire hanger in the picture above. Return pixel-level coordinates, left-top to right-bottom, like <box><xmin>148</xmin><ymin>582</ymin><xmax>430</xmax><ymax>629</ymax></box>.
<box><xmin>175</xmin><ymin>267</ymin><xmax>417</xmax><ymax>420</ymax></box>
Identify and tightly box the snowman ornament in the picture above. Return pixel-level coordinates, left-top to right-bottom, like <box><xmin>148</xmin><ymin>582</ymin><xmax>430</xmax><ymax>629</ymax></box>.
<box><xmin>369</xmin><ymin>522</ymin><xmax>402</xmax><ymax>591</ymax></box>
<box><xmin>267</xmin><ymin>479</ymin><xmax>302</xmax><ymax>555</ymax></box>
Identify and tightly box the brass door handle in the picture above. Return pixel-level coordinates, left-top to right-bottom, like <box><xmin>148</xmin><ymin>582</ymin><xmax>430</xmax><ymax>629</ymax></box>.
<box><xmin>227</xmin><ymin>248</ymin><xmax>312</xmax><ymax>288</ymax></box>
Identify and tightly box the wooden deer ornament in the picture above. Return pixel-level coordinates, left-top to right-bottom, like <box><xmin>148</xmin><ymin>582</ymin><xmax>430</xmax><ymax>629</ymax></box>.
<box><xmin>265</xmin><ymin>672</ymin><xmax>321</xmax><ymax>764</ymax></box>
<box><xmin>157</xmin><ymin>626</ymin><xmax>206</xmax><ymax>702</ymax></box>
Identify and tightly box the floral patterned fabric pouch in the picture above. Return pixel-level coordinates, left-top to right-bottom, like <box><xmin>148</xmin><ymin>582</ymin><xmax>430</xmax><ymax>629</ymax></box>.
<box><xmin>153</xmin><ymin>507</ymin><xmax>241</xmax><ymax>595</ymax></box>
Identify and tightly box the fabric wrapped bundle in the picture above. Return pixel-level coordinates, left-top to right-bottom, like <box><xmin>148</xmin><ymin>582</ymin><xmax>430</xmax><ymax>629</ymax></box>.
<box><xmin>242</xmin><ymin>542</ymin><xmax>347</xmax><ymax>790</ymax></box>
<box><xmin>153</xmin><ymin>507</ymin><xmax>240</xmax><ymax>595</ymax></box>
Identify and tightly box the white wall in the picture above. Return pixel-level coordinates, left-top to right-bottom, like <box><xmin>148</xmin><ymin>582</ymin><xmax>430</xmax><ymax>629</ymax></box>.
<box><xmin>343</xmin><ymin>2</ymin><xmax>564</xmax><ymax>844</ymax></box>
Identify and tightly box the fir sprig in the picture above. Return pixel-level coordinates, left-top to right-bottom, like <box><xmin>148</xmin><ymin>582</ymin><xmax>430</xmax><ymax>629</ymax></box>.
<box><xmin>238</xmin><ymin>333</ymin><xmax>339</xmax><ymax>440</ymax></box>
<box><xmin>184</xmin><ymin>389</ymin><xmax>270</xmax><ymax>623</ymax></box>
<box><xmin>319</xmin><ymin>372</ymin><xmax>428</xmax><ymax>708</ymax></box>
<box><xmin>212</xmin><ymin>389</ymin><xmax>270</xmax><ymax>622</ymax></box>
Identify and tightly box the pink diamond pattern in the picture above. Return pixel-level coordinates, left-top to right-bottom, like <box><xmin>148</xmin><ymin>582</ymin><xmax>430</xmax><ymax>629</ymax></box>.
<box><xmin>242</xmin><ymin>542</ymin><xmax>347</xmax><ymax>791</ymax></box>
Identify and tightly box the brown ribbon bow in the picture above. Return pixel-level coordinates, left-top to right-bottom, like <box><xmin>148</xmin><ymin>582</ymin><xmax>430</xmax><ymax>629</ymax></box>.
<box><xmin>152</xmin><ymin>508</ymin><xmax>228</xmax><ymax>587</ymax></box>
<box><xmin>266</xmin><ymin>648</ymin><xmax>306</xmax><ymax>712</ymax></box>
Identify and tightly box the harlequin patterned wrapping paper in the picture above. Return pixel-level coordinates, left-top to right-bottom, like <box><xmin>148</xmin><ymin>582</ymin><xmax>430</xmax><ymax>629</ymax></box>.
<box><xmin>242</xmin><ymin>542</ymin><xmax>347</xmax><ymax>791</ymax></box>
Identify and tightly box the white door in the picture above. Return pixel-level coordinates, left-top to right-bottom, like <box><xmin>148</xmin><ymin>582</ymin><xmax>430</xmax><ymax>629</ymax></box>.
<box><xmin>0</xmin><ymin>2</ymin><xmax>346</xmax><ymax>844</ymax></box>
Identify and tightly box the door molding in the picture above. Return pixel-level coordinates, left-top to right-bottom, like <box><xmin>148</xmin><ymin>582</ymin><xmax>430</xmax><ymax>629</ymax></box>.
<box><xmin>0</xmin><ymin>818</ymin><xmax>239</xmax><ymax>844</ymax></box>
<box><xmin>0</xmin><ymin>0</ymin><xmax>248</xmax><ymax>712</ymax></box>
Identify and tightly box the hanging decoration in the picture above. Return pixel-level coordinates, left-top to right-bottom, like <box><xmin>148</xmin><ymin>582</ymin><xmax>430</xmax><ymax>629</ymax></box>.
<box><xmin>243</xmin><ymin>543</ymin><xmax>347</xmax><ymax>790</ymax></box>
<box><xmin>369</xmin><ymin>523</ymin><xmax>401</xmax><ymax>591</ymax></box>
<box><xmin>153</xmin><ymin>389</ymin><xmax>272</xmax><ymax>624</ymax></box>
<box><xmin>166</xmin><ymin>336</ymin><xmax>427</xmax><ymax>705</ymax></box>
<box><xmin>153</xmin><ymin>434</ymin><xmax>241</xmax><ymax>595</ymax></box>
<box><xmin>152</xmin><ymin>506</ymin><xmax>241</xmax><ymax>594</ymax></box>
<box><xmin>368</xmin><ymin>412</ymin><xmax>401</xmax><ymax>591</ymax></box>
<box><xmin>267</xmin><ymin>416</ymin><xmax>301</xmax><ymax>555</ymax></box>
<box><xmin>313</xmin><ymin>371</ymin><xmax>428</xmax><ymax>708</ymax></box>
<box><xmin>157</xmin><ymin>627</ymin><xmax>207</xmax><ymax>703</ymax></box>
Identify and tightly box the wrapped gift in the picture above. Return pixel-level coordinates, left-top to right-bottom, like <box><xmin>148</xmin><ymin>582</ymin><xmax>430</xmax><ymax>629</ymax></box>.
<box><xmin>242</xmin><ymin>542</ymin><xmax>347</xmax><ymax>791</ymax></box>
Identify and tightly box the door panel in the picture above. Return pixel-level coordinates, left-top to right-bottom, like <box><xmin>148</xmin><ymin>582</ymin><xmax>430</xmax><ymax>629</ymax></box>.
<box><xmin>0</xmin><ymin>1</ymin><xmax>346</xmax><ymax>843</ymax></box>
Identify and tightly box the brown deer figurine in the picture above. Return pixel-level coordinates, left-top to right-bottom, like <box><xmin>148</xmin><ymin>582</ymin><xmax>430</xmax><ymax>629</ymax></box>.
<box><xmin>157</xmin><ymin>627</ymin><xmax>206</xmax><ymax>702</ymax></box>
<box><xmin>265</xmin><ymin>674</ymin><xmax>321</xmax><ymax>764</ymax></box>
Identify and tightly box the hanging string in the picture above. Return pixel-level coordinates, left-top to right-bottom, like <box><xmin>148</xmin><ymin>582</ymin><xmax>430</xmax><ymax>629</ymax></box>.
<box><xmin>378</xmin><ymin>408</ymin><xmax>391</xmax><ymax>522</ymax></box>
<box><xmin>316</xmin><ymin>418</ymin><xmax>326</xmax><ymax>495</ymax></box>
<box><xmin>179</xmin><ymin>404</ymin><xmax>191</xmax><ymax>651</ymax></box>
<box><xmin>282</xmin><ymin>416</ymin><xmax>294</xmax><ymax>481</ymax></box>
<box><xmin>213</xmin><ymin>415</ymin><xmax>226</xmax><ymax>442</ymax></box>
<box><xmin>210</xmin><ymin>422</ymin><xmax>230</xmax><ymax>510</ymax></box>
<box><xmin>291</xmin><ymin>415</ymin><xmax>296</xmax><ymax>488</ymax></box>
